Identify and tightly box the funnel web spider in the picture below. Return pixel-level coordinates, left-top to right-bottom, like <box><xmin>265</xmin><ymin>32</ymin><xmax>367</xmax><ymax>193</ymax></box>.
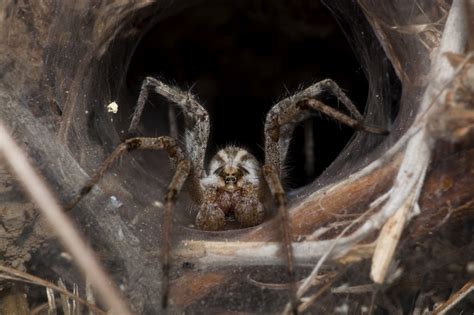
<box><xmin>68</xmin><ymin>76</ymin><xmax>387</xmax><ymax>313</ymax></box>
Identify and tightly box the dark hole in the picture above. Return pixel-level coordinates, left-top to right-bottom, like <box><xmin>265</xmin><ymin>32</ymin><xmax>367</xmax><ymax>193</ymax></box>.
<box><xmin>126</xmin><ymin>0</ymin><xmax>369</xmax><ymax>188</ymax></box>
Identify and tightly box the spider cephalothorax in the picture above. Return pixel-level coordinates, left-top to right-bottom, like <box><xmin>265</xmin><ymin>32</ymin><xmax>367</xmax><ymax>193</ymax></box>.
<box><xmin>197</xmin><ymin>146</ymin><xmax>264</xmax><ymax>230</ymax></box>
<box><xmin>68</xmin><ymin>77</ymin><xmax>387</xmax><ymax>312</ymax></box>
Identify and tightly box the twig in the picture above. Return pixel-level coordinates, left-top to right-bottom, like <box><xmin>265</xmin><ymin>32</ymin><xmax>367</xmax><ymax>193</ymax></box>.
<box><xmin>0</xmin><ymin>265</ymin><xmax>106</xmax><ymax>315</ymax></box>
<box><xmin>283</xmin><ymin>197</ymin><xmax>379</xmax><ymax>314</ymax></box>
<box><xmin>370</xmin><ymin>171</ymin><xmax>426</xmax><ymax>283</ymax></box>
<box><xmin>371</xmin><ymin>0</ymin><xmax>469</xmax><ymax>285</ymax></box>
<box><xmin>432</xmin><ymin>279</ymin><xmax>474</xmax><ymax>315</ymax></box>
<box><xmin>0</xmin><ymin>122</ymin><xmax>132</xmax><ymax>315</ymax></box>
<box><xmin>46</xmin><ymin>287</ymin><xmax>57</xmax><ymax>315</ymax></box>
<box><xmin>331</xmin><ymin>284</ymin><xmax>376</xmax><ymax>294</ymax></box>
<box><xmin>57</xmin><ymin>279</ymin><xmax>72</xmax><ymax>315</ymax></box>
<box><xmin>175</xmin><ymin>240</ymin><xmax>346</xmax><ymax>267</ymax></box>
<box><xmin>298</xmin><ymin>272</ymin><xmax>341</xmax><ymax>313</ymax></box>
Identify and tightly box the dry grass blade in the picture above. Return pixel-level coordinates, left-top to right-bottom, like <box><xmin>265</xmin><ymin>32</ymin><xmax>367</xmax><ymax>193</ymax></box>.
<box><xmin>283</xmin><ymin>1</ymin><xmax>469</xmax><ymax>312</ymax></box>
<box><xmin>58</xmin><ymin>279</ymin><xmax>71</xmax><ymax>315</ymax></box>
<box><xmin>46</xmin><ymin>287</ymin><xmax>57</xmax><ymax>315</ymax></box>
<box><xmin>433</xmin><ymin>279</ymin><xmax>474</xmax><ymax>314</ymax></box>
<box><xmin>73</xmin><ymin>283</ymin><xmax>81</xmax><ymax>315</ymax></box>
<box><xmin>369</xmin><ymin>0</ymin><xmax>469</xmax><ymax>285</ymax></box>
<box><xmin>0</xmin><ymin>265</ymin><xmax>107</xmax><ymax>315</ymax></box>
<box><xmin>0</xmin><ymin>121</ymin><xmax>129</xmax><ymax>314</ymax></box>
<box><xmin>370</xmin><ymin>179</ymin><xmax>425</xmax><ymax>283</ymax></box>
<box><xmin>282</xmin><ymin>195</ymin><xmax>383</xmax><ymax>314</ymax></box>
<box><xmin>298</xmin><ymin>272</ymin><xmax>340</xmax><ymax>313</ymax></box>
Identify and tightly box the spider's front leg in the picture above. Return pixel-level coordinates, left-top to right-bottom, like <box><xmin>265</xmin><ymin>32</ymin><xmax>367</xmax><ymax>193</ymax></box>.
<box><xmin>265</xmin><ymin>78</ymin><xmax>388</xmax><ymax>172</ymax></box>
<box><xmin>66</xmin><ymin>137</ymin><xmax>187</xmax><ymax>210</ymax></box>
<box><xmin>130</xmin><ymin>77</ymin><xmax>209</xmax><ymax>177</ymax></box>
<box><xmin>65</xmin><ymin>136</ymin><xmax>191</xmax><ymax>310</ymax></box>
<box><xmin>263</xmin><ymin>79</ymin><xmax>389</xmax><ymax>314</ymax></box>
<box><xmin>68</xmin><ymin>77</ymin><xmax>211</xmax><ymax>311</ymax></box>
<box><xmin>261</xmin><ymin>163</ymin><xmax>298</xmax><ymax>314</ymax></box>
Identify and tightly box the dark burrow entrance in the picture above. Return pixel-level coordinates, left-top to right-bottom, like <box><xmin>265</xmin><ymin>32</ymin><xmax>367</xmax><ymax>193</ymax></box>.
<box><xmin>124</xmin><ymin>0</ymin><xmax>376</xmax><ymax>189</ymax></box>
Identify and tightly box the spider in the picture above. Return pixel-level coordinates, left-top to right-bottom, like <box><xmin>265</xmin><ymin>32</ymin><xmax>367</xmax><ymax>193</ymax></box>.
<box><xmin>67</xmin><ymin>77</ymin><xmax>387</xmax><ymax>313</ymax></box>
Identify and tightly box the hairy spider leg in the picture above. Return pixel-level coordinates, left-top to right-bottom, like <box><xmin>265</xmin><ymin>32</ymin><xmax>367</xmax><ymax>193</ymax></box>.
<box><xmin>299</xmin><ymin>78</ymin><xmax>386</xmax><ymax>176</ymax></box>
<box><xmin>127</xmin><ymin>78</ymin><xmax>215</xmax><ymax>309</ymax></box>
<box><xmin>66</xmin><ymin>136</ymin><xmax>190</xmax><ymax>311</ymax></box>
<box><xmin>131</xmin><ymin>77</ymin><xmax>178</xmax><ymax>139</ymax></box>
<box><xmin>263</xmin><ymin>79</ymin><xmax>389</xmax><ymax>313</ymax></box>
<box><xmin>304</xmin><ymin>98</ymin><xmax>388</xmax><ymax>134</ymax></box>
<box><xmin>261</xmin><ymin>164</ymin><xmax>298</xmax><ymax>315</ymax></box>
<box><xmin>265</xmin><ymin>78</ymin><xmax>388</xmax><ymax>174</ymax></box>
<box><xmin>130</xmin><ymin>77</ymin><xmax>209</xmax><ymax>177</ymax></box>
<box><xmin>161</xmin><ymin>158</ymin><xmax>191</xmax><ymax>309</ymax></box>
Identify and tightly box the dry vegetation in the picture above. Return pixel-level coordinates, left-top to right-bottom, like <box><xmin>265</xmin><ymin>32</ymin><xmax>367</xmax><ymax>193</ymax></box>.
<box><xmin>0</xmin><ymin>0</ymin><xmax>473</xmax><ymax>314</ymax></box>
